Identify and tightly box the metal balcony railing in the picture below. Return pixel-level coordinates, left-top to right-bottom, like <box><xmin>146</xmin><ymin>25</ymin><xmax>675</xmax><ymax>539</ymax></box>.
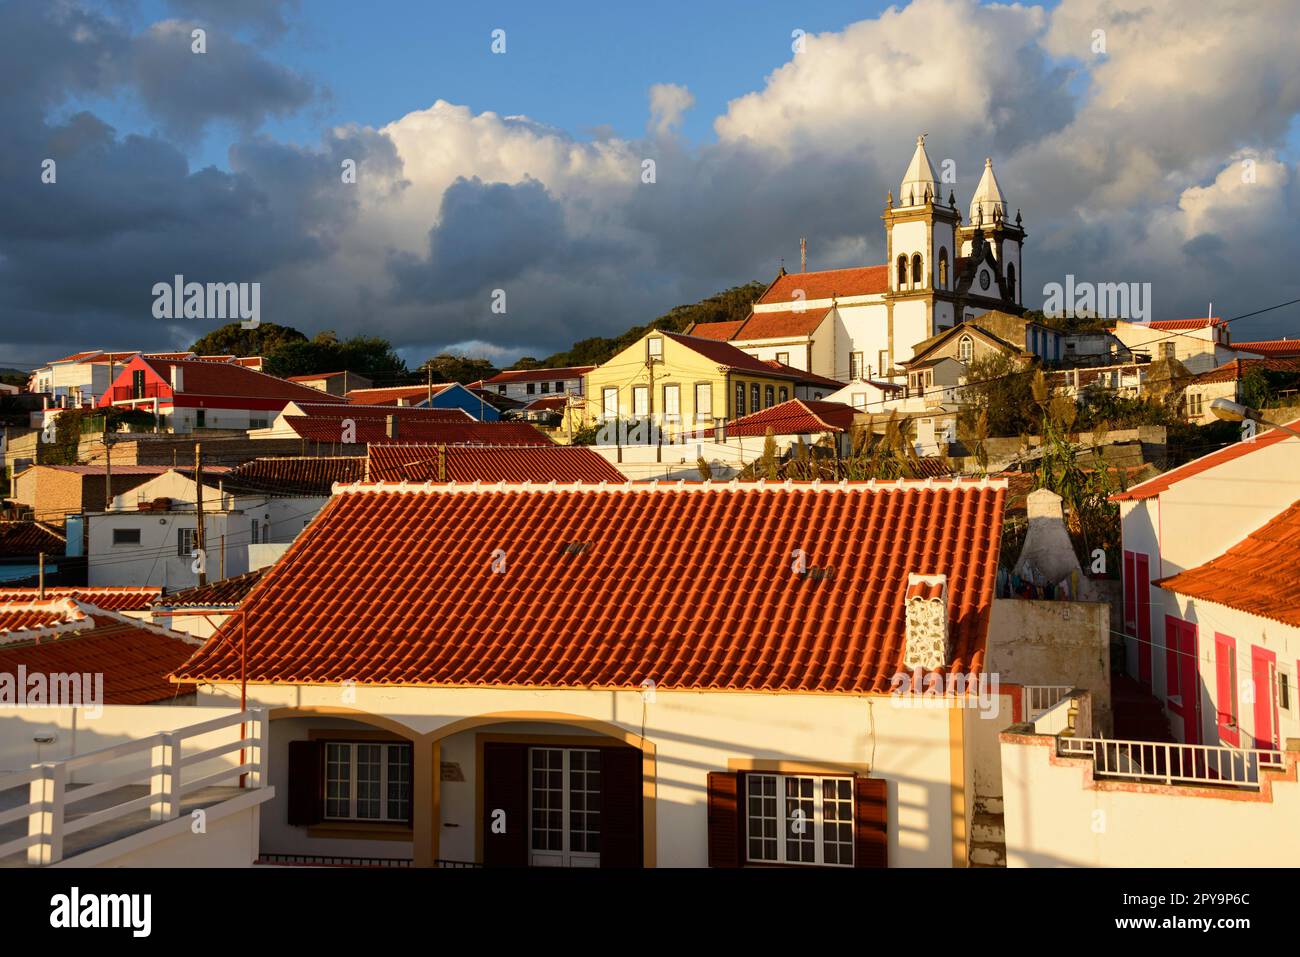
<box><xmin>1058</xmin><ymin>736</ymin><xmax>1285</xmax><ymax>789</ymax></box>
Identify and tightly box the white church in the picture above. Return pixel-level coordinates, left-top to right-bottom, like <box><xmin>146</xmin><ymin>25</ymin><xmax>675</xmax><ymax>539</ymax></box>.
<box><xmin>691</xmin><ymin>135</ymin><xmax>1026</xmax><ymax>384</ymax></box>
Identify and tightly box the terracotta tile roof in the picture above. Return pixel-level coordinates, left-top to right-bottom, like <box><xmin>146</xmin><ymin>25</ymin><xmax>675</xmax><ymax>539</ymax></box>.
<box><xmin>153</xmin><ymin>568</ymin><xmax>266</xmax><ymax>609</ymax></box>
<box><xmin>688</xmin><ymin>320</ymin><xmax>747</xmax><ymax>341</ymax></box>
<box><xmin>733</xmin><ymin>307</ymin><xmax>834</xmax><ymax>341</ymax></box>
<box><xmin>290</xmin><ymin>416</ymin><xmax>554</xmax><ymax>445</ymax></box>
<box><xmin>0</xmin><ymin>521</ymin><xmax>65</xmax><ymax>558</ymax></box>
<box><xmin>344</xmin><ymin>385</ymin><xmax>455</xmax><ymax>405</ymax></box>
<box><xmin>0</xmin><ymin>601</ymin><xmax>85</xmax><ymax>635</ymax></box>
<box><xmin>521</xmin><ymin>396</ymin><xmax>568</xmax><ymax>412</ymax></box>
<box><xmin>1155</xmin><ymin>499</ymin><xmax>1300</xmax><ymax>627</ymax></box>
<box><xmin>172</xmin><ymin>480</ymin><xmax>1007</xmax><ymax>693</ymax></box>
<box><xmin>287</xmin><ymin>372</ymin><xmax>348</xmax><ymax>382</ymax></box>
<box><xmin>1192</xmin><ymin>357</ymin><xmax>1300</xmax><ymax>384</ymax></box>
<box><xmin>223</xmin><ymin>457</ymin><xmax>366</xmax><ymax>496</ymax></box>
<box><xmin>0</xmin><ymin>605</ymin><xmax>200</xmax><ymax>704</ymax></box>
<box><xmin>757</xmin><ymin>266</ymin><xmax>888</xmax><ymax>304</ymax></box>
<box><xmin>367</xmin><ymin>445</ymin><xmax>626</xmax><ymax>483</ymax></box>
<box><xmin>481</xmin><ymin>366</ymin><xmax>595</xmax><ymax>385</ymax></box>
<box><xmin>1112</xmin><ymin>417</ymin><xmax>1300</xmax><ymax>501</ymax></box>
<box><xmin>1233</xmin><ymin>340</ymin><xmax>1300</xmax><ymax>358</ymax></box>
<box><xmin>48</xmin><ymin>350</ymin><xmax>106</xmax><ymax>364</ymax></box>
<box><xmin>140</xmin><ymin>357</ymin><xmax>347</xmax><ymax>404</ymax></box>
<box><xmin>663</xmin><ymin>332</ymin><xmax>837</xmax><ymax>384</ymax></box>
<box><xmin>280</xmin><ymin>403</ymin><xmax>475</xmax><ymax>442</ymax></box>
<box><xmin>0</xmin><ymin>586</ymin><xmax>162</xmax><ymax>611</ymax></box>
<box><xmin>727</xmin><ymin>399</ymin><xmax>858</xmax><ymax>437</ymax></box>
<box><xmin>1147</xmin><ymin>318</ymin><xmax>1223</xmax><ymax>331</ymax></box>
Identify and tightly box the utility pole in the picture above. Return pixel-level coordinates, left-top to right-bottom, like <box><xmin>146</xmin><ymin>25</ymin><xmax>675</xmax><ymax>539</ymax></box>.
<box><xmin>104</xmin><ymin>430</ymin><xmax>113</xmax><ymax>511</ymax></box>
<box><xmin>38</xmin><ymin>552</ymin><xmax>45</xmax><ymax>600</ymax></box>
<box><xmin>194</xmin><ymin>443</ymin><xmax>206</xmax><ymax>586</ymax></box>
<box><xmin>426</xmin><ymin>363</ymin><xmax>433</xmax><ymax>406</ymax></box>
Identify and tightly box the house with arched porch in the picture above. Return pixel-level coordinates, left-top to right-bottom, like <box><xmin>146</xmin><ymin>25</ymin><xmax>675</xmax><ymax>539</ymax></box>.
<box><xmin>171</xmin><ymin>476</ymin><xmax>1011</xmax><ymax>868</ymax></box>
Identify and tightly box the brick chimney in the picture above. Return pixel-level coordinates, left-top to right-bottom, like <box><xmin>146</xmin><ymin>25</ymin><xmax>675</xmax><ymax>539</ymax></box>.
<box><xmin>903</xmin><ymin>573</ymin><xmax>949</xmax><ymax>671</ymax></box>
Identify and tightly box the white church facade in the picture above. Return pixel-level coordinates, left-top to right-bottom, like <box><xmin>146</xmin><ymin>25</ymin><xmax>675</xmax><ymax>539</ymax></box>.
<box><xmin>691</xmin><ymin>135</ymin><xmax>1026</xmax><ymax>385</ymax></box>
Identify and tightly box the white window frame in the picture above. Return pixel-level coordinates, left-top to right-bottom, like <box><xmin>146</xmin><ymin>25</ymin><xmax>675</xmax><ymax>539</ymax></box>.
<box><xmin>662</xmin><ymin>384</ymin><xmax>681</xmax><ymax>421</ymax></box>
<box><xmin>958</xmin><ymin>335</ymin><xmax>973</xmax><ymax>363</ymax></box>
<box><xmin>647</xmin><ymin>337</ymin><xmax>663</xmax><ymax>362</ymax></box>
<box><xmin>528</xmin><ymin>747</ymin><xmax>601</xmax><ymax>867</ymax></box>
<box><xmin>745</xmin><ymin>773</ymin><xmax>854</xmax><ymax>868</ymax></box>
<box><xmin>849</xmin><ymin>352</ymin><xmax>863</xmax><ymax>381</ymax></box>
<box><xmin>632</xmin><ymin>385</ymin><xmax>649</xmax><ymax>417</ymax></box>
<box><xmin>323</xmin><ymin>741</ymin><xmax>412</xmax><ymax>823</ymax></box>
<box><xmin>694</xmin><ymin>383</ymin><xmax>712</xmax><ymax>423</ymax></box>
<box><xmin>177</xmin><ymin>527</ymin><xmax>197</xmax><ymax>558</ymax></box>
<box><xmin>602</xmin><ymin>387</ymin><xmax>618</xmax><ymax>421</ymax></box>
<box><xmin>776</xmin><ymin>352</ymin><xmax>790</xmax><ymax>366</ymax></box>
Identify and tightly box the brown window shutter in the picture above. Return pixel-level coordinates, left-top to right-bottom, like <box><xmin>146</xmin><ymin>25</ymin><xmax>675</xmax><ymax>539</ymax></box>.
<box><xmin>286</xmin><ymin>739</ymin><xmax>324</xmax><ymax>826</ymax></box>
<box><xmin>599</xmin><ymin>747</ymin><xmax>643</xmax><ymax>868</ymax></box>
<box><xmin>854</xmin><ymin>775</ymin><xmax>888</xmax><ymax>868</ymax></box>
<box><xmin>706</xmin><ymin>771</ymin><xmax>743</xmax><ymax>868</ymax></box>
<box><xmin>482</xmin><ymin>743</ymin><xmax>529</xmax><ymax>867</ymax></box>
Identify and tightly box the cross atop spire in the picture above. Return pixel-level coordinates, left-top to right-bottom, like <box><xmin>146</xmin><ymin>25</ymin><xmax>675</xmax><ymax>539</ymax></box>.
<box><xmin>900</xmin><ymin>134</ymin><xmax>938</xmax><ymax>208</ymax></box>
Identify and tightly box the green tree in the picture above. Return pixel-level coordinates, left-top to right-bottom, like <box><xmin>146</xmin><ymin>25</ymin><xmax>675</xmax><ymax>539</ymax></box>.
<box><xmin>418</xmin><ymin>354</ymin><xmax>499</xmax><ymax>385</ymax></box>
<box><xmin>190</xmin><ymin>322</ymin><xmax>307</xmax><ymax>357</ymax></box>
<box><xmin>958</xmin><ymin>352</ymin><xmax>1040</xmax><ymax>437</ymax></box>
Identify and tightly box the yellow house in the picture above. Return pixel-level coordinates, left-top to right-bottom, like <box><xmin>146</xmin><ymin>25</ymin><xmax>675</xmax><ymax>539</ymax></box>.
<box><xmin>583</xmin><ymin>330</ymin><xmax>843</xmax><ymax>440</ymax></box>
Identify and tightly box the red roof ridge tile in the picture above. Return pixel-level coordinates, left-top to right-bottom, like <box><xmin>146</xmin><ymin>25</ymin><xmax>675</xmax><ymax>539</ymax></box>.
<box><xmin>331</xmin><ymin>475</ymin><xmax>1008</xmax><ymax>495</ymax></box>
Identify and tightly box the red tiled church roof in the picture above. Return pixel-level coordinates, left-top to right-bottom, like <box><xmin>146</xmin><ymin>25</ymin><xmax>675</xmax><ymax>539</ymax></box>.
<box><xmin>173</xmin><ymin>480</ymin><xmax>1006</xmax><ymax>693</ymax></box>
<box><xmin>688</xmin><ymin>320</ymin><xmax>747</xmax><ymax>341</ymax></box>
<box><xmin>758</xmin><ymin>266</ymin><xmax>888</xmax><ymax>304</ymax></box>
<box><xmin>366</xmin><ymin>445</ymin><xmax>625</xmax><ymax>483</ymax></box>
<box><xmin>1155</xmin><ymin>499</ymin><xmax>1300</xmax><ymax>627</ymax></box>
<box><xmin>727</xmin><ymin>399</ymin><xmax>858</xmax><ymax>437</ymax></box>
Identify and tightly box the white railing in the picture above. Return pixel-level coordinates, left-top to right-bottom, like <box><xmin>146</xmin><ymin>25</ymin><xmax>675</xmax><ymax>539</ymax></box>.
<box><xmin>1031</xmin><ymin>694</ymin><xmax>1076</xmax><ymax>735</ymax></box>
<box><xmin>1059</xmin><ymin>737</ymin><xmax>1286</xmax><ymax>789</ymax></box>
<box><xmin>0</xmin><ymin>708</ymin><xmax>267</xmax><ymax>865</ymax></box>
<box><xmin>1023</xmin><ymin>685</ymin><xmax>1073</xmax><ymax>722</ymax></box>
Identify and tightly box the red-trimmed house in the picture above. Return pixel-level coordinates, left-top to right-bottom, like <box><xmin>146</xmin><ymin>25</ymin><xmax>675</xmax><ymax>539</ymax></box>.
<box><xmin>100</xmin><ymin>356</ymin><xmax>345</xmax><ymax>432</ymax></box>
<box><xmin>172</xmin><ymin>477</ymin><xmax>1010</xmax><ymax>868</ymax></box>
<box><xmin>1113</xmin><ymin>418</ymin><xmax>1300</xmax><ymax>749</ymax></box>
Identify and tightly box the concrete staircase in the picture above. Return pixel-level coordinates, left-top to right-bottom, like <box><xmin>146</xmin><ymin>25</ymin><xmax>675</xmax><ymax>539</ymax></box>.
<box><xmin>1112</xmin><ymin>673</ymin><xmax>1176</xmax><ymax>743</ymax></box>
<box><xmin>969</xmin><ymin>796</ymin><xmax>1006</xmax><ymax>867</ymax></box>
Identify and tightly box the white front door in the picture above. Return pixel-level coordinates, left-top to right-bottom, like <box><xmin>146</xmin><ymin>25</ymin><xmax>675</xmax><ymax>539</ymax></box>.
<box><xmin>528</xmin><ymin>747</ymin><xmax>601</xmax><ymax>867</ymax></box>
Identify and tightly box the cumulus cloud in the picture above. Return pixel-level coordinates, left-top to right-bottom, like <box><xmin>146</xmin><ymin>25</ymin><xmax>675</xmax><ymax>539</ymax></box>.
<box><xmin>648</xmin><ymin>83</ymin><xmax>694</xmax><ymax>138</ymax></box>
<box><xmin>2</xmin><ymin>0</ymin><xmax>1300</xmax><ymax>368</ymax></box>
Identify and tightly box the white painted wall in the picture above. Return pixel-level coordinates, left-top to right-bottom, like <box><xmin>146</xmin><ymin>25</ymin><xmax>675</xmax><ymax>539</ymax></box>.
<box><xmin>204</xmin><ymin>682</ymin><xmax>967</xmax><ymax>868</ymax></box>
<box><xmin>1001</xmin><ymin>732</ymin><xmax>1300</xmax><ymax>866</ymax></box>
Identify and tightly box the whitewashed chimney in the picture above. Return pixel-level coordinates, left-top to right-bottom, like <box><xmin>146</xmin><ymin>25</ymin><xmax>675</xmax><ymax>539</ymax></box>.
<box><xmin>170</xmin><ymin>364</ymin><xmax>184</xmax><ymax>392</ymax></box>
<box><xmin>903</xmin><ymin>573</ymin><xmax>949</xmax><ymax>670</ymax></box>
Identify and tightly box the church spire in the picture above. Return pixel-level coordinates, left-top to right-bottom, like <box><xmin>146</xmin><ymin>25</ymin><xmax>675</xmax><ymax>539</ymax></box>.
<box><xmin>969</xmin><ymin>157</ymin><xmax>1007</xmax><ymax>224</ymax></box>
<box><xmin>900</xmin><ymin>134</ymin><xmax>938</xmax><ymax>208</ymax></box>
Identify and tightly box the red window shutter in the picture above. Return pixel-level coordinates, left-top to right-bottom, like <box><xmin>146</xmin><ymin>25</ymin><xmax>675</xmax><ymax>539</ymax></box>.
<box><xmin>482</xmin><ymin>743</ymin><xmax>529</xmax><ymax>867</ymax></box>
<box><xmin>599</xmin><ymin>747</ymin><xmax>643</xmax><ymax>868</ymax></box>
<box><xmin>1122</xmin><ymin>551</ymin><xmax>1136</xmax><ymax>632</ymax></box>
<box><xmin>706</xmin><ymin>771</ymin><xmax>742</xmax><ymax>868</ymax></box>
<box><xmin>1215</xmin><ymin>633</ymin><xmax>1239</xmax><ymax>746</ymax></box>
<box><xmin>286</xmin><ymin>739</ymin><xmax>324</xmax><ymax>826</ymax></box>
<box><xmin>854</xmin><ymin>776</ymin><xmax>888</xmax><ymax>868</ymax></box>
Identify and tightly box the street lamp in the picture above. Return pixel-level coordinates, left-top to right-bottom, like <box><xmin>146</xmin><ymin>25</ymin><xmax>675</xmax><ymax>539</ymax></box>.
<box><xmin>1210</xmin><ymin>398</ymin><xmax>1300</xmax><ymax>439</ymax></box>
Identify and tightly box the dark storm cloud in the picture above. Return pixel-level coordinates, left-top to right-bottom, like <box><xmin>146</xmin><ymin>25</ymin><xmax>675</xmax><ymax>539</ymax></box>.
<box><xmin>130</xmin><ymin>20</ymin><xmax>314</xmax><ymax>141</ymax></box>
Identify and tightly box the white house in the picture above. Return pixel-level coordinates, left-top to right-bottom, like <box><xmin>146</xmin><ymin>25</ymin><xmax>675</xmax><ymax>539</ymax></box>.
<box><xmin>1111</xmin><ymin>317</ymin><xmax>1254</xmax><ymax>375</ymax></box>
<box><xmin>690</xmin><ymin>135</ymin><xmax>1026</xmax><ymax>385</ymax></box>
<box><xmin>87</xmin><ymin>464</ymin><xmax>340</xmax><ymax>589</ymax></box>
<box><xmin>173</xmin><ymin>478</ymin><xmax>1012</xmax><ymax>869</ymax></box>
